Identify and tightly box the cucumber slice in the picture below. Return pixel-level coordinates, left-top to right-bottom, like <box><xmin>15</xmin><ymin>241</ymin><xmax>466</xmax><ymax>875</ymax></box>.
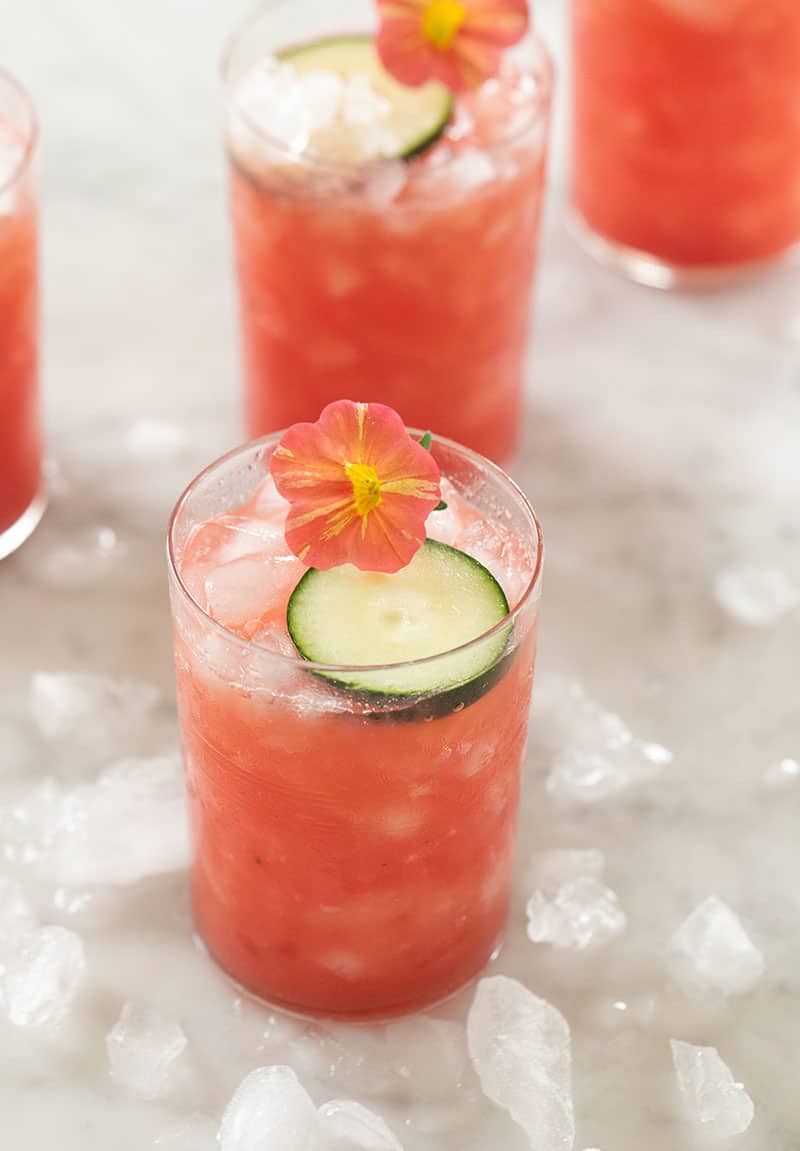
<box><xmin>278</xmin><ymin>36</ymin><xmax>453</xmax><ymax>161</ymax></box>
<box><xmin>287</xmin><ymin>540</ymin><xmax>511</xmax><ymax>700</ymax></box>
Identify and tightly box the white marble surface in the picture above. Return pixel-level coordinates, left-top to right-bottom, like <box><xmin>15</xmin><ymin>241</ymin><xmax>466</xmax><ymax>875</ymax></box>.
<box><xmin>1</xmin><ymin>1</ymin><xmax>799</xmax><ymax>1148</ymax></box>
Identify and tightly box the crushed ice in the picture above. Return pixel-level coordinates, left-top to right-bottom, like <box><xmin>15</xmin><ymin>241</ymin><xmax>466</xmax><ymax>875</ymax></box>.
<box><xmin>218</xmin><ymin>1065</ymin><xmax>319</xmax><ymax>1151</ymax></box>
<box><xmin>124</xmin><ymin>419</ymin><xmax>188</xmax><ymax>457</ymax></box>
<box><xmin>30</xmin><ymin>670</ymin><xmax>161</xmax><ymax>754</ymax></box>
<box><xmin>25</xmin><ymin>524</ymin><xmax>132</xmax><ymax>589</ymax></box>
<box><xmin>217</xmin><ymin>1064</ymin><xmax>404</xmax><ymax>1151</ymax></box>
<box><xmin>0</xmin><ymin>876</ymin><xmax>85</xmax><ymax>1026</ymax></box>
<box><xmin>467</xmin><ymin>975</ymin><xmax>574</xmax><ymax>1150</ymax></box>
<box><xmin>763</xmin><ymin>756</ymin><xmax>800</xmax><ymax>789</ymax></box>
<box><xmin>526</xmin><ymin>849</ymin><xmax>626</xmax><ymax>950</ymax></box>
<box><xmin>106</xmin><ymin>1001</ymin><xmax>188</xmax><ymax>1099</ymax></box>
<box><xmin>670</xmin><ymin>1039</ymin><xmax>754</xmax><ymax>1137</ymax></box>
<box><xmin>1</xmin><ymin>924</ymin><xmax>85</xmax><ymax>1027</ymax></box>
<box><xmin>233</xmin><ymin>60</ymin><xmax>402</xmax><ymax>166</ymax></box>
<box><xmin>713</xmin><ymin>564</ymin><xmax>799</xmax><ymax>626</ymax></box>
<box><xmin>37</xmin><ymin>754</ymin><xmax>190</xmax><ymax>886</ymax></box>
<box><xmin>318</xmin><ymin>1099</ymin><xmax>404</xmax><ymax>1150</ymax></box>
<box><xmin>668</xmin><ymin>896</ymin><xmax>764</xmax><ymax>997</ymax></box>
<box><xmin>537</xmin><ymin>677</ymin><xmax>672</xmax><ymax>803</ymax></box>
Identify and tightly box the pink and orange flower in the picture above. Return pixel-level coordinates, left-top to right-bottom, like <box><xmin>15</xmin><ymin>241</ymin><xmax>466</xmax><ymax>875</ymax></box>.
<box><xmin>270</xmin><ymin>400</ymin><xmax>442</xmax><ymax>574</ymax></box>
<box><xmin>376</xmin><ymin>0</ymin><xmax>529</xmax><ymax>92</ymax></box>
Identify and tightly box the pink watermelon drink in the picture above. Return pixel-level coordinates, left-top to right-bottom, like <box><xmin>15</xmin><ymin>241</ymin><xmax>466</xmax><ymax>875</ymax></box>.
<box><xmin>168</xmin><ymin>422</ymin><xmax>542</xmax><ymax>1018</ymax></box>
<box><xmin>223</xmin><ymin>1</ymin><xmax>551</xmax><ymax>462</ymax></box>
<box><xmin>572</xmin><ymin>0</ymin><xmax>800</xmax><ymax>282</ymax></box>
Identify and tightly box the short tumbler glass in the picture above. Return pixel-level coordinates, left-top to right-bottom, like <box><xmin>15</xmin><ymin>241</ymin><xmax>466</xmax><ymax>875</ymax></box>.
<box><xmin>222</xmin><ymin>0</ymin><xmax>553</xmax><ymax>462</ymax></box>
<box><xmin>571</xmin><ymin>0</ymin><xmax>800</xmax><ymax>287</ymax></box>
<box><xmin>168</xmin><ymin>433</ymin><xmax>542</xmax><ymax>1019</ymax></box>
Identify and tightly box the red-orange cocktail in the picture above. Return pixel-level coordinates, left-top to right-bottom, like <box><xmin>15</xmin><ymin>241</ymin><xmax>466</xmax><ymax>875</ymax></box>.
<box><xmin>168</xmin><ymin>433</ymin><xmax>542</xmax><ymax>1018</ymax></box>
<box><xmin>223</xmin><ymin>1</ymin><xmax>552</xmax><ymax>462</ymax></box>
<box><xmin>0</xmin><ymin>71</ymin><xmax>41</xmax><ymax>558</ymax></box>
<box><xmin>572</xmin><ymin>0</ymin><xmax>800</xmax><ymax>285</ymax></box>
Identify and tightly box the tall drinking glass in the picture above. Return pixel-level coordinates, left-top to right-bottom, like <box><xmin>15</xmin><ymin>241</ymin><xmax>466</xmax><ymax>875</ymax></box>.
<box><xmin>0</xmin><ymin>70</ymin><xmax>41</xmax><ymax>558</ymax></box>
<box><xmin>223</xmin><ymin>1</ymin><xmax>552</xmax><ymax>462</ymax></box>
<box><xmin>168</xmin><ymin>432</ymin><xmax>542</xmax><ymax>1019</ymax></box>
<box><xmin>571</xmin><ymin>0</ymin><xmax>800</xmax><ymax>287</ymax></box>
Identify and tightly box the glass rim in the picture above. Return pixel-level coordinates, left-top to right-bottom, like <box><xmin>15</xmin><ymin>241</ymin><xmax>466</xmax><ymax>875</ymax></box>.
<box><xmin>167</xmin><ymin>429</ymin><xmax>544</xmax><ymax>677</ymax></box>
<box><xmin>219</xmin><ymin>3</ymin><xmax>554</xmax><ymax>177</ymax></box>
<box><xmin>0</xmin><ymin>68</ymin><xmax>38</xmax><ymax>197</ymax></box>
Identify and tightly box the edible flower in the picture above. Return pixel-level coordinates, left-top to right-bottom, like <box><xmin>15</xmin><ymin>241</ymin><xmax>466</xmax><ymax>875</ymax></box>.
<box><xmin>376</xmin><ymin>0</ymin><xmax>529</xmax><ymax>92</ymax></box>
<box><xmin>270</xmin><ymin>400</ymin><xmax>442</xmax><ymax>574</ymax></box>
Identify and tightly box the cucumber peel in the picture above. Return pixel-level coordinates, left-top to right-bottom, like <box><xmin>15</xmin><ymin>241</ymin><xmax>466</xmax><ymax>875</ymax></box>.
<box><xmin>287</xmin><ymin>540</ymin><xmax>511</xmax><ymax>701</ymax></box>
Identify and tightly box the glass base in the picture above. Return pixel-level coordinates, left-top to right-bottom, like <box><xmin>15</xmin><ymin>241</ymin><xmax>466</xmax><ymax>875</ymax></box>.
<box><xmin>568</xmin><ymin>208</ymin><xmax>800</xmax><ymax>291</ymax></box>
<box><xmin>195</xmin><ymin>931</ymin><xmax>504</xmax><ymax>1024</ymax></box>
<box><xmin>0</xmin><ymin>485</ymin><xmax>47</xmax><ymax>560</ymax></box>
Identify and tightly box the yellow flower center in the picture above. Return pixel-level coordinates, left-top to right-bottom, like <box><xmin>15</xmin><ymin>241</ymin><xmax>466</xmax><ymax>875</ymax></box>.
<box><xmin>421</xmin><ymin>0</ymin><xmax>467</xmax><ymax>50</ymax></box>
<box><xmin>346</xmin><ymin>461</ymin><xmax>383</xmax><ymax>517</ymax></box>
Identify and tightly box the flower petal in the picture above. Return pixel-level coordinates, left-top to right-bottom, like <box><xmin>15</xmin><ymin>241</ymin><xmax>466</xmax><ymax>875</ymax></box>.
<box><xmin>270</xmin><ymin>400</ymin><xmax>442</xmax><ymax>573</ymax></box>
<box><xmin>376</xmin><ymin>10</ymin><xmax>440</xmax><ymax>88</ymax></box>
<box><xmin>377</xmin><ymin>0</ymin><xmax>529</xmax><ymax>91</ymax></box>
<box><xmin>463</xmin><ymin>0</ymin><xmax>529</xmax><ymax>47</ymax></box>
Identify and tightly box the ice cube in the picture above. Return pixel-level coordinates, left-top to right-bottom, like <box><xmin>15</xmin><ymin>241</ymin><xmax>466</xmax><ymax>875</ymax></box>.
<box><xmin>124</xmin><ymin>420</ymin><xmax>187</xmax><ymax>457</ymax></box>
<box><xmin>41</xmin><ymin>754</ymin><xmax>190</xmax><ymax>886</ymax></box>
<box><xmin>235</xmin><ymin>61</ymin><xmax>343</xmax><ymax>159</ymax></box>
<box><xmin>342</xmin><ymin>73</ymin><xmax>390</xmax><ymax>126</ymax></box>
<box><xmin>639</xmin><ymin>742</ymin><xmax>674</xmax><ymax>767</ymax></box>
<box><xmin>52</xmin><ymin>887</ymin><xmax>95</xmax><ymax>916</ymax></box>
<box><xmin>363</xmin><ymin>162</ymin><xmax>409</xmax><ymax>209</ymax></box>
<box><xmin>668</xmin><ymin>896</ymin><xmax>764</xmax><ymax>996</ymax></box>
<box><xmin>0</xmin><ymin>779</ymin><xmax>62</xmax><ymax>866</ymax></box>
<box><xmin>540</xmin><ymin>678</ymin><xmax>670</xmax><ymax>804</ymax></box>
<box><xmin>384</xmin><ymin>1017</ymin><xmax>468</xmax><ymax>1099</ymax></box>
<box><xmin>30</xmin><ymin>524</ymin><xmax>131</xmax><ymax>589</ymax></box>
<box><xmin>467</xmin><ymin>975</ymin><xmax>574</xmax><ymax>1150</ymax></box>
<box><xmin>106</xmin><ymin>1001</ymin><xmax>188</xmax><ymax>1099</ymax></box>
<box><xmin>547</xmin><ymin>750</ymin><xmax>654</xmax><ymax>803</ymax></box>
<box><xmin>154</xmin><ymin>1113</ymin><xmax>218</xmax><ymax>1150</ymax></box>
<box><xmin>0</xmin><ymin>876</ymin><xmax>37</xmax><ymax>949</ymax></box>
<box><xmin>670</xmin><ymin>1040</ymin><xmax>754</xmax><ymax>1137</ymax></box>
<box><xmin>318</xmin><ymin>1100</ymin><xmax>403</xmax><ymax>1150</ymax></box>
<box><xmin>248</xmin><ymin>474</ymin><xmax>288</xmax><ymax>517</ymax></box>
<box><xmin>234</xmin><ymin>62</ymin><xmax>309</xmax><ymax>154</ymax></box>
<box><xmin>30</xmin><ymin>671</ymin><xmax>161</xmax><ymax>749</ymax></box>
<box><xmin>299</xmin><ymin>70</ymin><xmax>344</xmax><ymax>133</ymax></box>
<box><xmin>713</xmin><ymin>565</ymin><xmax>799</xmax><ymax>626</ymax></box>
<box><xmin>446</xmin><ymin>148</ymin><xmax>496</xmax><ymax>192</ymax></box>
<box><xmin>218</xmin><ymin>1066</ymin><xmax>319</xmax><ymax>1151</ymax></box>
<box><xmin>186</xmin><ymin>516</ymin><xmax>287</xmax><ymax>569</ymax></box>
<box><xmin>445</xmin><ymin>104</ymin><xmax>476</xmax><ymax>143</ymax></box>
<box><xmin>526</xmin><ymin>870</ymin><xmax>626</xmax><ymax>951</ymax></box>
<box><xmin>425</xmin><ymin>479</ymin><xmax>478</xmax><ymax>547</ymax></box>
<box><xmin>455</xmin><ymin>518</ymin><xmax>535</xmax><ymax>610</ymax></box>
<box><xmin>205</xmin><ymin>553</ymin><xmax>300</xmax><ymax>634</ymax></box>
<box><xmin>764</xmin><ymin>756</ymin><xmax>800</xmax><ymax>789</ymax></box>
<box><xmin>1</xmin><ymin>925</ymin><xmax>85</xmax><ymax>1026</ymax></box>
